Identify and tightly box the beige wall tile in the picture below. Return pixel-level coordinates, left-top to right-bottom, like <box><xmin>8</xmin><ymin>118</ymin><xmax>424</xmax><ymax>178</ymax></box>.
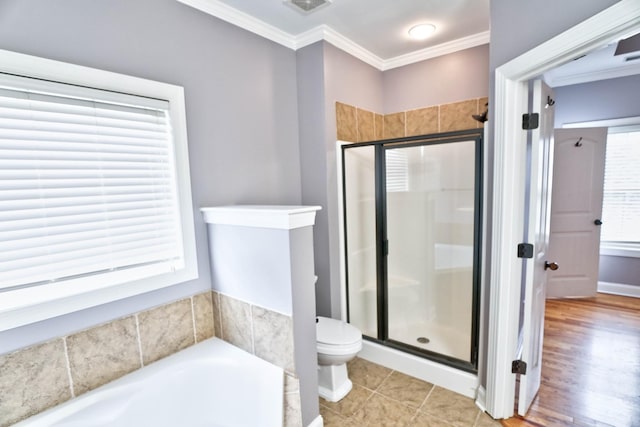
<box><xmin>284</xmin><ymin>391</ymin><xmax>302</xmax><ymax>427</ymax></box>
<box><xmin>193</xmin><ymin>291</ymin><xmax>214</xmax><ymax>342</ymax></box>
<box><xmin>212</xmin><ymin>291</ymin><xmax>222</xmax><ymax>338</ymax></box>
<box><xmin>336</xmin><ymin>102</ymin><xmax>358</xmax><ymax>142</ymax></box>
<box><xmin>439</xmin><ymin>99</ymin><xmax>478</xmax><ymax>132</ymax></box>
<box><xmin>219</xmin><ymin>294</ymin><xmax>253</xmax><ymax>353</ymax></box>
<box><xmin>138</xmin><ymin>298</ymin><xmax>195</xmax><ymax>365</ymax></box>
<box><xmin>374</xmin><ymin>113</ymin><xmax>384</xmax><ymax>140</ymax></box>
<box><xmin>252</xmin><ymin>306</ymin><xmax>295</xmax><ymax>373</ymax></box>
<box><xmin>406</xmin><ymin>106</ymin><xmax>439</xmax><ymax>136</ymax></box>
<box><xmin>357</xmin><ymin>108</ymin><xmax>375</xmax><ymax>142</ymax></box>
<box><xmin>66</xmin><ymin>317</ymin><xmax>140</xmax><ymax>396</ymax></box>
<box><xmin>383</xmin><ymin>112</ymin><xmax>405</xmax><ymax>139</ymax></box>
<box><xmin>0</xmin><ymin>339</ymin><xmax>71</xmax><ymax>427</ymax></box>
<box><xmin>284</xmin><ymin>374</ymin><xmax>300</xmax><ymax>393</ymax></box>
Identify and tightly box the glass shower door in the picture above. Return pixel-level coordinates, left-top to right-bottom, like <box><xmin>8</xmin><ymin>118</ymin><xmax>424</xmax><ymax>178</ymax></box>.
<box><xmin>343</xmin><ymin>145</ymin><xmax>377</xmax><ymax>338</ymax></box>
<box><xmin>384</xmin><ymin>140</ymin><xmax>477</xmax><ymax>363</ymax></box>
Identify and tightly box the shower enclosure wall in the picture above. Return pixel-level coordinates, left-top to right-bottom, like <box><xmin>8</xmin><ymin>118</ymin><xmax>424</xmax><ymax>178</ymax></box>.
<box><xmin>342</xmin><ymin>129</ymin><xmax>482</xmax><ymax>372</ymax></box>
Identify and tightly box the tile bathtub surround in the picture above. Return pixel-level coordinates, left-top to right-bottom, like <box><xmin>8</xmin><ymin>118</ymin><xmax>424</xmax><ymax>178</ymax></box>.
<box><xmin>213</xmin><ymin>291</ymin><xmax>302</xmax><ymax>426</ymax></box>
<box><xmin>215</xmin><ymin>291</ymin><xmax>296</xmax><ymax>375</ymax></box>
<box><xmin>138</xmin><ymin>298</ymin><xmax>195</xmax><ymax>365</ymax></box>
<box><xmin>252</xmin><ymin>306</ymin><xmax>295</xmax><ymax>373</ymax></box>
<box><xmin>284</xmin><ymin>375</ymin><xmax>303</xmax><ymax>427</ymax></box>
<box><xmin>0</xmin><ymin>340</ymin><xmax>71</xmax><ymax>427</ymax></box>
<box><xmin>319</xmin><ymin>357</ymin><xmax>502</xmax><ymax>427</ymax></box>
<box><xmin>0</xmin><ymin>291</ymin><xmax>215</xmax><ymax>427</ymax></box>
<box><xmin>66</xmin><ymin>316</ymin><xmax>141</xmax><ymax>396</ymax></box>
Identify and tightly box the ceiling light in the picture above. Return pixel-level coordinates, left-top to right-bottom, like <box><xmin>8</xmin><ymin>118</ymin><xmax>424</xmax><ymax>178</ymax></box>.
<box><xmin>408</xmin><ymin>24</ymin><xmax>436</xmax><ymax>40</ymax></box>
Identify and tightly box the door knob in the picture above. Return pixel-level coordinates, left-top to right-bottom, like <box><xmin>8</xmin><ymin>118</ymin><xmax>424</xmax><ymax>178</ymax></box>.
<box><xmin>544</xmin><ymin>261</ymin><xmax>559</xmax><ymax>271</ymax></box>
<box><xmin>594</xmin><ymin>219</ymin><xmax>603</xmax><ymax>226</ymax></box>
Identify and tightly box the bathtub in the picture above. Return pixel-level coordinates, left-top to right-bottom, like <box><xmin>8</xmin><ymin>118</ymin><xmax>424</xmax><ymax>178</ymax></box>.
<box><xmin>15</xmin><ymin>338</ymin><xmax>283</xmax><ymax>427</ymax></box>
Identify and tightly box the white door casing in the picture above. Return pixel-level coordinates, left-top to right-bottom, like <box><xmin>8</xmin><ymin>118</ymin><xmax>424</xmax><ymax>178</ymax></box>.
<box><xmin>485</xmin><ymin>0</ymin><xmax>640</xmax><ymax>419</ymax></box>
<box><xmin>517</xmin><ymin>80</ymin><xmax>555</xmax><ymax>416</ymax></box>
<box><xmin>547</xmin><ymin>128</ymin><xmax>607</xmax><ymax>299</ymax></box>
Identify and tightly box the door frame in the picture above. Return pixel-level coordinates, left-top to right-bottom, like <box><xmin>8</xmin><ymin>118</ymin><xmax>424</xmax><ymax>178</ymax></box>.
<box><xmin>486</xmin><ymin>0</ymin><xmax>640</xmax><ymax>418</ymax></box>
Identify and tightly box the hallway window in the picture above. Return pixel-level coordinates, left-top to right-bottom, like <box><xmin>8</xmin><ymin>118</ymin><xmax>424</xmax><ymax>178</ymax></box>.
<box><xmin>601</xmin><ymin>129</ymin><xmax>640</xmax><ymax>254</ymax></box>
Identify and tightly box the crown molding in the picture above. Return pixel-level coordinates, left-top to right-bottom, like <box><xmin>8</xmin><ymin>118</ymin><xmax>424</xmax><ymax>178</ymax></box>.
<box><xmin>177</xmin><ymin>0</ymin><xmax>296</xmax><ymax>49</ymax></box>
<box><xmin>302</xmin><ymin>25</ymin><xmax>385</xmax><ymax>69</ymax></box>
<box><xmin>177</xmin><ymin>0</ymin><xmax>488</xmax><ymax>71</ymax></box>
<box><xmin>545</xmin><ymin>61</ymin><xmax>640</xmax><ymax>87</ymax></box>
<box><xmin>382</xmin><ymin>31</ymin><xmax>491</xmax><ymax>71</ymax></box>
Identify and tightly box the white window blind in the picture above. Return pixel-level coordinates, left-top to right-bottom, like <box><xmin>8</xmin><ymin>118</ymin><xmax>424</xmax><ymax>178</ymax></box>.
<box><xmin>0</xmin><ymin>74</ymin><xmax>184</xmax><ymax>292</ymax></box>
<box><xmin>386</xmin><ymin>149</ymin><xmax>409</xmax><ymax>192</ymax></box>
<box><xmin>601</xmin><ymin>130</ymin><xmax>640</xmax><ymax>244</ymax></box>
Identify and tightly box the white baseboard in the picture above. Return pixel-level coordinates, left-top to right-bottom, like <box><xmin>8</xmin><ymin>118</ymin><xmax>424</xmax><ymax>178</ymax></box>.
<box><xmin>358</xmin><ymin>341</ymin><xmax>478</xmax><ymax>398</ymax></box>
<box><xmin>598</xmin><ymin>281</ymin><xmax>640</xmax><ymax>298</ymax></box>
<box><xmin>307</xmin><ymin>414</ymin><xmax>323</xmax><ymax>427</ymax></box>
<box><xmin>475</xmin><ymin>385</ymin><xmax>487</xmax><ymax>412</ymax></box>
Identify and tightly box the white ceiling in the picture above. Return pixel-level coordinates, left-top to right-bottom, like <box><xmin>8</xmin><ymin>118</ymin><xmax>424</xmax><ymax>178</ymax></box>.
<box><xmin>178</xmin><ymin>0</ymin><xmax>640</xmax><ymax>83</ymax></box>
<box><xmin>545</xmin><ymin>39</ymin><xmax>640</xmax><ymax>87</ymax></box>
<box><xmin>178</xmin><ymin>0</ymin><xmax>490</xmax><ymax>70</ymax></box>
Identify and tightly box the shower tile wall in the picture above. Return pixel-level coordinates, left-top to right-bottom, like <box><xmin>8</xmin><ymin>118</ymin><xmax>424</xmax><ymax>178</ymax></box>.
<box><xmin>0</xmin><ymin>291</ymin><xmax>301</xmax><ymax>427</ymax></box>
<box><xmin>336</xmin><ymin>96</ymin><xmax>488</xmax><ymax>142</ymax></box>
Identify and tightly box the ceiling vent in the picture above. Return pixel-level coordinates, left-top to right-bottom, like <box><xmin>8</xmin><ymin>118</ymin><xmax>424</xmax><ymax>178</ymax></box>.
<box><xmin>284</xmin><ymin>0</ymin><xmax>331</xmax><ymax>14</ymax></box>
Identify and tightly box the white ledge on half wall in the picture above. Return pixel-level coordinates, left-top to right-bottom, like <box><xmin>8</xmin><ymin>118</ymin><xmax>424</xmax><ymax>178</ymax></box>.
<box><xmin>201</xmin><ymin>205</ymin><xmax>322</xmax><ymax>230</ymax></box>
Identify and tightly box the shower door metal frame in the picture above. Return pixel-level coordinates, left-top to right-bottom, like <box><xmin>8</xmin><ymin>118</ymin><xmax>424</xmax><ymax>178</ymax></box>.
<box><xmin>342</xmin><ymin>128</ymin><xmax>483</xmax><ymax>374</ymax></box>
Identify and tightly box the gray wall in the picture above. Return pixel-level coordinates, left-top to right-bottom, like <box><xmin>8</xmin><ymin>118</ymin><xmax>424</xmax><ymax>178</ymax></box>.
<box><xmin>554</xmin><ymin>74</ymin><xmax>640</xmax><ymax>287</ymax></box>
<box><xmin>554</xmin><ymin>75</ymin><xmax>640</xmax><ymax>126</ymax></box>
<box><xmin>297</xmin><ymin>42</ymin><xmax>384</xmax><ymax>318</ymax></box>
<box><xmin>489</xmin><ymin>0</ymin><xmax>621</xmax><ymax>69</ymax></box>
<box><xmin>383</xmin><ymin>44</ymin><xmax>490</xmax><ymax>113</ymax></box>
<box><xmin>0</xmin><ymin>0</ymin><xmax>301</xmax><ymax>350</ymax></box>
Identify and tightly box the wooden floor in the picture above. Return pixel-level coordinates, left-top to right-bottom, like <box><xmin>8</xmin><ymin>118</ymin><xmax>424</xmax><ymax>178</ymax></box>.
<box><xmin>502</xmin><ymin>293</ymin><xmax>640</xmax><ymax>427</ymax></box>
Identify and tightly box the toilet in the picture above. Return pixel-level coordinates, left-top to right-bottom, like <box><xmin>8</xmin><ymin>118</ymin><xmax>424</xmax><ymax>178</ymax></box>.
<box><xmin>316</xmin><ymin>316</ymin><xmax>363</xmax><ymax>402</ymax></box>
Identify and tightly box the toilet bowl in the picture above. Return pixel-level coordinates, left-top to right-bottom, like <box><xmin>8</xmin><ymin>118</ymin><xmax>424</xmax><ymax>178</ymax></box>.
<box><xmin>316</xmin><ymin>316</ymin><xmax>363</xmax><ymax>402</ymax></box>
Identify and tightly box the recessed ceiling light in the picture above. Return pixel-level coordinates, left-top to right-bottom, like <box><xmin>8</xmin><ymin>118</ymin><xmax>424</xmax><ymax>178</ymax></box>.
<box><xmin>408</xmin><ymin>24</ymin><xmax>436</xmax><ymax>40</ymax></box>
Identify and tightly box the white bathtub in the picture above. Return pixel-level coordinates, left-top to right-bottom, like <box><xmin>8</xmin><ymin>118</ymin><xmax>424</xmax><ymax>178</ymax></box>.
<box><xmin>15</xmin><ymin>338</ymin><xmax>283</xmax><ymax>427</ymax></box>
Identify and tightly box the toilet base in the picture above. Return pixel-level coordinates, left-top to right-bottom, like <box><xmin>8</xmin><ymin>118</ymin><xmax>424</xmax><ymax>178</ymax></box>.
<box><xmin>318</xmin><ymin>363</ymin><xmax>353</xmax><ymax>402</ymax></box>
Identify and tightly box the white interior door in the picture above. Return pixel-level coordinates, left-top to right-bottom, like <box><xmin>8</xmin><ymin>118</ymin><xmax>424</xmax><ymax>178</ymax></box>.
<box><xmin>547</xmin><ymin>128</ymin><xmax>607</xmax><ymax>298</ymax></box>
<box><xmin>517</xmin><ymin>80</ymin><xmax>555</xmax><ymax>416</ymax></box>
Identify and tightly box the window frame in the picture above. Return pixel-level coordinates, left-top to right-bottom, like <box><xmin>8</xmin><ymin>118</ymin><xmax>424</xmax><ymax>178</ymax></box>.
<box><xmin>564</xmin><ymin>116</ymin><xmax>640</xmax><ymax>259</ymax></box>
<box><xmin>0</xmin><ymin>49</ymin><xmax>198</xmax><ymax>331</ymax></box>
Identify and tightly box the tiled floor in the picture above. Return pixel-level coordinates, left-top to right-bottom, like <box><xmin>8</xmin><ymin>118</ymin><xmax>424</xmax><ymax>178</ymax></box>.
<box><xmin>319</xmin><ymin>357</ymin><xmax>501</xmax><ymax>427</ymax></box>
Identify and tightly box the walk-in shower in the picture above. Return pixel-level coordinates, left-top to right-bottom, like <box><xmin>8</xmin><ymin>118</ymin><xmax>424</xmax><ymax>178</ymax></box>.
<box><xmin>341</xmin><ymin>129</ymin><xmax>482</xmax><ymax>372</ymax></box>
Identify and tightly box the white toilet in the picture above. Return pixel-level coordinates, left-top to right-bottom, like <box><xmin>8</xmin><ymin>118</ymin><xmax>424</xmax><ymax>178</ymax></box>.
<box><xmin>316</xmin><ymin>316</ymin><xmax>363</xmax><ymax>402</ymax></box>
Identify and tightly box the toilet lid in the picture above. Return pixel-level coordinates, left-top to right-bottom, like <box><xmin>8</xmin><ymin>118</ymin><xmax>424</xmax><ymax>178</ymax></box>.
<box><xmin>316</xmin><ymin>317</ymin><xmax>361</xmax><ymax>346</ymax></box>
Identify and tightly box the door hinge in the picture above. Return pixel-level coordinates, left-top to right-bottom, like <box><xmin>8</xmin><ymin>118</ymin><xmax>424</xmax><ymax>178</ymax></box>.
<box><xmin>522</xmin><ymin>113</ymin><xmax>539</xmax><ymax>130</ymax></box>
<box><xmin>517</xmin><ymin>243</ymin><xmax>534</xmax><ymax>259</ymax></box>
<box><xmin>383</xmin><ymin>239</ymin><xmax>389</xmax><ymax>256</ymax></box>
<box><xmin>512</xmin><ymin>359</ymin><xmax>527</xmax><ymax>375</ymax></box>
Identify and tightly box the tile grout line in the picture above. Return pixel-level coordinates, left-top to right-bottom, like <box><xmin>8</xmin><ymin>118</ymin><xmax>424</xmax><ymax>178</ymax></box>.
<box><xmin>134</xmin><ymin>314</ymin><xmax>144</xmax><ymax>368</ymax></box>
<box><xmin>249</xmin><ymin>303</ymin><xmax>255</xmax><ymax>355</ymax></box>
<box><xmin>216</xmin><ymin>292</ymin><xmax>225</xmax><ymax>341</ymax></box>
<box><xmin>61</xmin><ymin>337</ymin><xmax>75</xmax><ymax>398</ymax></box>
<box><xmin>190</xmin><ymin>296</ymin><xmax>197</xmax><ymax>344</ymax></box>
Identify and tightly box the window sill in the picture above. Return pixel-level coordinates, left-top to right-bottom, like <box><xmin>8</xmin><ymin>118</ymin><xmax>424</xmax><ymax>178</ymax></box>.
<box><xmin>600</xmin><ymin>245</ymin><xmax>640</xmax><ymax>258</ymax></box>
